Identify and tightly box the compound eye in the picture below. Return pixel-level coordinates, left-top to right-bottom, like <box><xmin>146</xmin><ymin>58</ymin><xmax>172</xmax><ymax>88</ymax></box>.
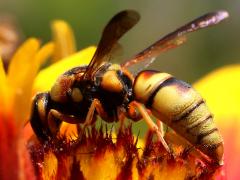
<box><xmin>71</xmin><ymin>88</ymin><xmax>83</xmax><ymax>102</ymax></box>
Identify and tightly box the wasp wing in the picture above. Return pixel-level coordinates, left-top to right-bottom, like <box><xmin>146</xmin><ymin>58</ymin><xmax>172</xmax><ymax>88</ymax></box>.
<box><xmin>83</xmin><ymin>10</ymin><xmax>140</xmax><ymax>80</ymax></box>
<box><xmin>121</xmin><ymin>10</ymin><xmax>229</xmax><ymax>69</ymax></box>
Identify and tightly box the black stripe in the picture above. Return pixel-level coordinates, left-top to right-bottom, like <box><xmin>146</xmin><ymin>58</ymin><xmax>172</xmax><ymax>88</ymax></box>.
<box><xmin>146</xmin><ymin>77</ymin><xmax>175</xmax><ymax>108</ymax></box>
<box><xmin>197</xmin><ymin>128</ymin><xmax>218</xmax><ymax>144</ymax></box>
<box><xmin>173</xmin><ymin>100</ymin><xmax>204</xmax><ymax>122</ymax></box>
<box><xmin>186</xmin><ymin>114</ymin><xmax>212</xmax><ymax>133</ymax></box>
<box><xmin>204</xmin><ymin>141</ymin><xmax>223</xmax><ymax>150</ymax></box>
<box><xmin>116</xmin><ymin>70</ymin><xmax>133</xmax><ymax>94</ymax></box>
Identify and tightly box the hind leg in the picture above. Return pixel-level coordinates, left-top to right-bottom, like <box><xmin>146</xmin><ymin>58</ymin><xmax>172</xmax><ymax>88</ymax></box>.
<box><xmin>131</xmin><ymin>101</ymin><xmax>170</xmax><ymax>153</ymax></box>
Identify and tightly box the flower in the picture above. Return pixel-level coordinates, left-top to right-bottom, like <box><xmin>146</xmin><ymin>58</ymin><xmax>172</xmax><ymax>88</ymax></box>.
<box><xmin>0</xmin><ymin>18</ymin><xmax>232</xmax><ymax>179</ymax></box>
<box><xmin>194</xmin><ymin>64</ymin><xmax>240</xmax><ymax>180</ymax></box>
<box><xmin>0</xmin><ymin>37</ymin><xmax>54</xmax><ymax>180</ymax></box>
<box><xmin>0</xmin><ymin>20</ymin><xmax>94</xmax><ymax>179</ymax></box>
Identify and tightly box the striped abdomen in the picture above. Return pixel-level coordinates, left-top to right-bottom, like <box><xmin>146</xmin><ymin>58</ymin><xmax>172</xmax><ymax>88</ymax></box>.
<box><xmin>133</xmin><ymin>70</ymin><xmax>223</xmax><ymax>164</ymax></box>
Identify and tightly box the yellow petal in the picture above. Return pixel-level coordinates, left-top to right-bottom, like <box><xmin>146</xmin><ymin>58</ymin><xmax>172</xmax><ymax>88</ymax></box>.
<box><xmin>194</xmin><ymin>64</ymin><xmax>240</xmax><ymax>125</ymax></box>
<box><xmin>0</xmin><ymin>57</ymin><xmax>10</xmax><ymax>113</ymax></box>
<box><xmin>7</xmin><ymin>38</ymin><xmax>40</xmax><ymax>88</ymax></box>
<box><xmin>79</xmin><ymin>149</ymin><xmax>120</xmax><ymax>180</ymax></box>
<box><xmin>0</xmin><ymin>56</ymin><xmax>6</xmax><ymax>83</ymax></box>
<box><xmin>36</xmin><ymin>42</ymin><xmax>55</xmax><ymax>65</ymax></box>
<box><xmin>59</xmin><ymin>122</ymin><xmax>78</xmax><ymax>141</ymax></box>
<box><xmin>51</xmin><ymin>20</ymin><xmax>76</xmax><ymax>61</ymax></box>
<box><xmin>194</xmin><ymin>64</ymin><xmax>240</xmax><ymax>180</ymax></box>
<box><xmin>43</xmin><ymin>151</ymin><xmax>58</xmax><ymax>180</ymax></box>
<box><xmin>11</xmin><ymin>41</ymin><xmax>54</xmax><ymax>124</ymax></box>
<box><xmin>33</xmin><ymin>46</ymin><xmax>96</xmax><ymax>93</ymax></box>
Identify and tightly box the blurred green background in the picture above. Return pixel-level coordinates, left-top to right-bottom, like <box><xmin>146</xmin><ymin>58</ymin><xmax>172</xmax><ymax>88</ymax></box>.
<box><xmin>0</xmin><ymin>0</ymin><xmax>238</xmax><ymax>82</ymax></box>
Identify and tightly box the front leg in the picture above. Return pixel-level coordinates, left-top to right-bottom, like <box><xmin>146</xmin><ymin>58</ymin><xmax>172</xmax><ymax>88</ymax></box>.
<box><xmin>30</xmin><ymin>92</ymin><xmax>80</xmax><ymax>141</ymax></box>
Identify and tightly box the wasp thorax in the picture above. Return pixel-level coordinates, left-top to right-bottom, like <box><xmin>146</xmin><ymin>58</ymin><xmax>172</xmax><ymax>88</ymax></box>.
<box><xmin>100</xmin><ymin>64</ymin><xmax>123</xmax><ymax>93</ymax></box>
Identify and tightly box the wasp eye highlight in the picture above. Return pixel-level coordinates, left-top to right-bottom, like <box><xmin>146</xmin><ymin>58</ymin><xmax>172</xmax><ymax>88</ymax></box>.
<box><xmin>71</xmin><ymin>88</ymin><xmax>83</xmax><ymax>102</ymax></box>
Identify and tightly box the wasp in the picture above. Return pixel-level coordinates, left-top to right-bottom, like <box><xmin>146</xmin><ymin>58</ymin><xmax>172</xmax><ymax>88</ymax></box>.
<box><xmin>30</xmin><ymin>10</ymin><xmax>228</xmax><ymax>164</ymax></box>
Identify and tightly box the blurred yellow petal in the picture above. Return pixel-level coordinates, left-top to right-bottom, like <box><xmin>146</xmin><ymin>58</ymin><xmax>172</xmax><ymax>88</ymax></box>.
<box><xmin>0</xmin><ymin>57</ymin><xmax>9</xmax><ymax>113</ymax></box>
<box><xmin>33</xmin><ymin>46</ymin><xmax>96</xmax><ymax>93</ymax></box>
<box><xmin>194</xmin><ymin>64</ymin><xmax>240</xmax><ymax>125</ymax></box>
<box><xmin>36</xmin><ymin>42</ymin><xmax>55</xmax><ymax>65</ymax></box>
<box><xmin>0</xmin><ymin>57</ymin><xmax>6</xmax><ymax>83</ymax></box>
<box><xmin>51</xmin><ymin>20</ymin><xmax>76</xmax><ymax>61</ymax></box>
<box><xmin>10</xmin><ymin>41</ymin><xmax>54</xmax><ymax>124</ymax></box>
<box><xmin>7</xmin><ymin>38</ymin><xmax>40</xmax><ymax>88</ymax></box>
<box><xmin>194</xmin><ymin>64</ymin><xmax>240</xmax><ymax>180</ymax></box>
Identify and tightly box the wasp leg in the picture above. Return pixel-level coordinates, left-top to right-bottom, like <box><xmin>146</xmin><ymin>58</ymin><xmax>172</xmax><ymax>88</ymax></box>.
<box><xmin>94</xmin><ymin>98</ymin><xmax>112</xmax><ymax>121</ymax></box>
<box><xmin>76</xmin><ymin>99</ymin><xmax>99</xmax><ymax>140</ymax></box>
<box><xmin>50</xmin><ymin>100</ymin><xmax>100</xmax><ymax>140</ymax></box>
<box><xmin>83</xmin><ymin>99</ymin><xmax>98</xmax><ymax>126</ymax></box>
<box><xmin>48</xmin><ymin>109</ymin><xmax>89</xmax><ymax>141</ymax></box>
<box><xmin>156</xmin><ymin>119</ymin><xmax>165</xmax><ymax>137</ymax></box>
<box><xmin>49</xmin><ymin>110</ymin><xmax>80</xmax><ymax>124</ymax></box>
<box><xmin>83</xmin><ymin>98</ymin><xmax>121</xmax><ymax>125</ymax></box>
<box><xmin>117</xmin><ymin>107</ymin><xmax>127</xmax><ymax>131</ymax></box>
<box><xmin>121</xmin><ymin>101</ymin><xmax>143</xmax><ymax>131</ymax></box>
<box><xmin>126</xmin><ymin>101</ymin><xmax>142</xmax><ymax>121</ymax></box>
<box><xmin>47</xmin><ymin>109</ymin><xmax>65</xmax><ymax>136</ymax></box>
<box><xmin>132</xmin><ymin>101</ymin><xmax>170</xmax><ymax>153</ymax></box>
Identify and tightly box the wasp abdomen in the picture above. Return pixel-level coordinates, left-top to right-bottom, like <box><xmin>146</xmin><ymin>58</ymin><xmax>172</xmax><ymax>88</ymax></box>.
<box><xmin>133</xmin><ymin>70</ymin><xmax>223</xmax><ymax>163</ymax></box>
